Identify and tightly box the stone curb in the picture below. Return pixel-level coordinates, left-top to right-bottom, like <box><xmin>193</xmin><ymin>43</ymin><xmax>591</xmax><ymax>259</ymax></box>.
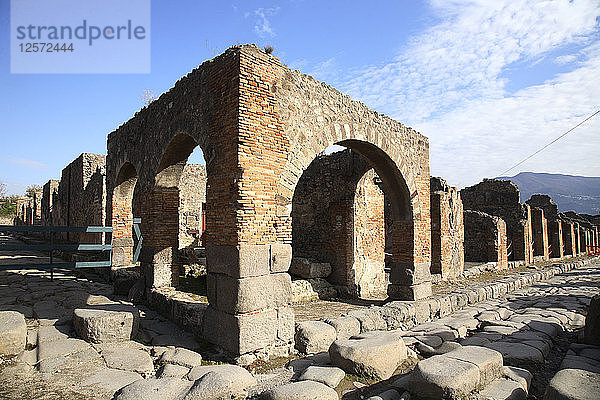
<box><xmin>327</xmin><ymin>256</ymin><xmax>600</xmax><ymax>336</ymax></box>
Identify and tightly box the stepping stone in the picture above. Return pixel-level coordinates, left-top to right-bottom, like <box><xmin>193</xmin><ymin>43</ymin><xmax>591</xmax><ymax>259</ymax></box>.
<box><xmin>478</xmin><ymin>378</ymin><xmax>527</xmax><ymax>400</ymax></box>
<box><xmin>545</xmin><ymin>368</ymin><xmax>600</xmax><ymax>400</ymax></box>
<box><xmin>295</xmin><ymin>321</ymin><xmax>337</xmax><ymax>354</ymax></box>
<box><xmin>157</xmin><ymin>364</ymin><xmax>190</xmax><ymax>379</ymax></box>
<box><xmin>73</xmin><ymin>305</ymin><xmax>139</xmax><ymax>343</ymax></box>
<box><xmin>114</xmin><ymin>377</ymin><xmax>192</xmax><ymax>400</ymax></box>
<box><xmin>260</xmin><ymin>380</ymin><xmax>338</xmax><ymax>400</ymax></box>
<box><xmin>324</xmin><ymin>316</ymin><xmax>361</xmax><ymax>340</ymax></box>
<box><xmin>297</xmin><ymin>365</ymin><xmax>345</xmax><ymax>388</ymax></box>
<box><xmin>486</xmin><ymin>342</ymin><xmax>543</xmax><ymax>365</ymax></box>
<box><xmin>81</xmin><ymin>368</ymin><xmax>143</xmax><ymax>391</ymax></box>
<box><xmin>329</xmin><ymin>331</ymin><xmax>407</xmax><ymax>380</ymax></box>
<box><xmin>185</xmin><ymin>365</ymin><xmax>256</xmax><ymax>397</ymax></box>
<box><xmin>160</xmin><ymin>347</ymin><xmax>203</xmax><ymax>368</ymax></box>
<box><xmin>0</xmin><ymin>311</ymin><xmax>27</xmax><ymax>356</ymax></box>
<box><xmin>410</xmin><ymin>354</ymin><xmax>480</xmax><ymax>399</ymax></box>
<box><xmin>444</xmin><ymin>346</ymin><xmax>503</xmax><ymax>387</ymax></box>
<box><xmin>102</xmin><ymin>347</ymin><xmax>154</xmax><ymax>374</ymax></box>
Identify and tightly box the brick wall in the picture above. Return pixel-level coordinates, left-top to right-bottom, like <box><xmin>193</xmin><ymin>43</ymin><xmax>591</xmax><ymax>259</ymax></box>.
<box><xmin>464</xmin><ymin>210</ymin><xmax>508</xmax><ymax>269</ymax></box>
<box><xmin>430</xmin><ymin>177</ymin><xmax>464</xmax><ymax>279</ymax></box>
<box><xmin>461</xmin><ymin>179</ymin><xmax>533</xmax><ymax>263</ymax></box>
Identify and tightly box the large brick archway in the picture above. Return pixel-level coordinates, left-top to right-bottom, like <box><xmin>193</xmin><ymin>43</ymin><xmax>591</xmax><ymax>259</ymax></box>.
<box><xmin>106</xmin><ymin>45</ymin><xmax>431</xmax><ymax>360</ymax></box>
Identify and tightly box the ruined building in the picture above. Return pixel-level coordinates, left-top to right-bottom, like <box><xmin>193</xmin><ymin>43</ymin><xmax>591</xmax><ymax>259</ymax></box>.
<box><xmin>461</xmin><ymin>179</ymin><xmax>533</xmax><ymax>264</ymax></box>
<box><xmin>106</xmin><ymin>45</ymin><xmax>432</xmax><ymax>360</ymax></box>
<box><xmin>430</xmin><ymin>177</ymin><xmax>464</xmax><ymax>279</ymax></box>
<box><xmin>463</xmin><ymin>210</ymin><xmax>508</xmax><ymax>269</ymax></box>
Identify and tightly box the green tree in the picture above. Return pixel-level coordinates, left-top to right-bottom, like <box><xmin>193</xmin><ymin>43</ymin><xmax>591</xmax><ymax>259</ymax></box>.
<box><xmin>25</xmin><ymin>184</ymin><xmax>42</xmax><ymax>198</ymax></box>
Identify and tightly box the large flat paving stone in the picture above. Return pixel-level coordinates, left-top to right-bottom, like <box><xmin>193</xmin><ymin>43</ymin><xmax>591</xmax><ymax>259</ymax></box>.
<box><xmin>102</xmin><ymin>347</ymin><xmax>154</xmax><ymax>374</ymax></box>
<box><xmin>544</xmin><ymin>368</ymin><xmax>600</xmax><ymax>400</ymax></box>
<box><xmin>183</xmin><ymin>368</ymin><xmax>256</xmax><ymax>399</ymax></box>
<box><xmin>81</xmin><ymin>368</ymin><xmax>143</xmax><ymax>392</ymax></box>
<box><xmin>409</xmin><ymin>354</ymin><xmax>480</xmax><ymax>399</ymax></box>
<box><xmin>260</xmin><ymin>380</ymin><xmax>338</xmax><ymax>400</ymax></box>
<box><xmin>114</xmin><ymin>377</ymin><xmax>193</xmax><ymax>400</ymax></box>
<box><xmin>486</xmin><ymin>341</ymin><xmax>544</xmax><ymax>365</ymax></box>
<box><xmin>295</xmin><ymin>321</ymin><xmax>337</xmax><ymax>354</ymax></box>
<box><xmin>187</xmin><ymin>364</ymin><xmax>257</xmax><ymax>395</ymax></box>
<box><xmin>479</xmin><ymin>378</ymin><xmax>527</xmax><ymax>400</ymax></box>
<box><xmin>297</xmin><ymin>365</ymin><xmax>345</xmax><ymax>388</ymax></box>
<box><xmin>0</xmin><ymin>311</ymin><xmax>27</xmax><ymax>356</ymax></box>
<box><xmin>73</xmin><ymin>305</ymin><xmax>139</xmax><ymax>343</ymax></box>
<box><xmin>444</xmin><ymin>345</ymin><xmax>503</xmax><ymax>386</ymax></box>
<box><xmin>160</xmin><ymin>347</ymin><xmax>203</xmax><ymax>368</ymax></box>
<box><xmin>330</xmin><ymin>331</ymin><xmax>407</xmax><ymax>380</ymax></box>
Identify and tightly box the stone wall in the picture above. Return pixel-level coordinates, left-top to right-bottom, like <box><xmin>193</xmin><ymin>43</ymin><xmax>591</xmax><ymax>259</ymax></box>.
<box><xmin>178</xmin><ymin>164</ymin><xmax>207</xmax><ymax>250</ymax></box>
<box><xmin>430</xmin><ymin>177</ymin><xmax>464</xmax><ymax>280</ymax></box>
<box><xmin>531</xmin><ymin>207</ymin><xmax>549</xmax><ymax>260</ymax></box>
<box><xmin>463</xmin><ymin>210</ymin><xmax>508</xmax><ymax>269</ymax></box>
<box><xmin>461</xmin><ymin>179</ymin><xmax>533</xmax><ymax>263</ymax></box>
<box><xmin>41</xmin><ymin>179</ymin><xmax>59</xmax><ymax>227</ymax></box>
<box><xmin>54</xmin><ymin>153</ymin><xmax>107</xmax><ymax>243</ymax></box>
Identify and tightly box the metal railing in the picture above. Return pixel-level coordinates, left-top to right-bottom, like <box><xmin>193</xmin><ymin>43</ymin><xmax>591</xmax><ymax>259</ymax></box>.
<box><xmin>0</xmin><ymin>224</ymin><xmax>113</xmax><ymax>280</ymax></box>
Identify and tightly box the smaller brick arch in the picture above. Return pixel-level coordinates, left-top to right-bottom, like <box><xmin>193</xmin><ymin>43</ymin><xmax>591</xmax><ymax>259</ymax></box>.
<box><xmin>111</xmin><ymin>162</ymin><xmax>138</xmax><ymax>268</ymax></box>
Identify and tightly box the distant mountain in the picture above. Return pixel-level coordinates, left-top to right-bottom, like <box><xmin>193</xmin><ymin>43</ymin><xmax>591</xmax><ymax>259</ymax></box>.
<box><xmin>496</xmin><ymin>172</ymin><xmax>600</xmax><ymax>215</ymax></box>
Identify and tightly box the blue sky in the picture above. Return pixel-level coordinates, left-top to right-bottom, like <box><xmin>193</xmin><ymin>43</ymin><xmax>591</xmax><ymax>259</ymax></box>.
<box><xmin>1</xmin><ymin>0</ymin><xmax>599</xmax><ymax>195</ymax></box>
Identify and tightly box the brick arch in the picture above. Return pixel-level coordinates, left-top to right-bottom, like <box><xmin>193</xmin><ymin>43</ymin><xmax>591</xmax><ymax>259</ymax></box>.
<box><xmin>111</xmin><ymin>161</ymin><xmax>138</xmax><ymax>268</ymax></box>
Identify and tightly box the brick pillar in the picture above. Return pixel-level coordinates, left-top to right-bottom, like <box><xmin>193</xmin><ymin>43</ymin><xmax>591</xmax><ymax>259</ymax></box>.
<box><xmin>111</xmin><ymin>195</ymin><xmax>134</xmax><ymax>267</ymax></box>
<box><xmin>531</xmin><ymin>208</ymin><xmax>549</xmax><ymax>260</ymax></box>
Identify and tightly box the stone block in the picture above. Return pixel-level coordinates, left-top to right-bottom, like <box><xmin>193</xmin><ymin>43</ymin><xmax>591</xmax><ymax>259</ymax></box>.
<box><xmin>0</xmin><ymin>311</ymin><xmax>27</xmax><ymax>356</ymax></box>
<box><xmin>346</xmin><ymin>309</ymin><xmax>387</xmax><ymax>332</ymax></box>
<box><xmin>207</xmin><ymin>272</ymin><xmax>291</xmax><ymax>314</ymax></box>
<box><xmin>102</xmin><ymin>347</ymin><xmax>154</xmax><ymax>374</ymax></box>
<box><xmin>297</xmin><ymin>365</ymin><xmax>346</xmax><ymax>388</ymax></box>
<box><xmin>114</xmin><ymin>377</ymin><xmax>192</xmax><ymax>400</ymax></box>
<box><xmin>202</xmin><ymin>306</ymin><xmax>277</xmax><ymax>355</ymax></box>
<box><xmin>73</xmin><ymin>305</ymin><xmax>139</xmax><ymax>344</ymax></box>
<box><xmin>544</xmin><ymin>368</ymin><xmax>600</xmax><ymax>400</ymax></box>
<box><xmin>260</xmin><ymin>380</ymin><xmax>338</xmax><ymax>400</ymax></box>
<box><xmin>160</xmin><ymin>347</ymin><xmax>203</xmax><ymax>368</ymax></box>
<box><xmin>324</xmin><ymin>316</ymin><xmax>361</xmax><ymax>340</ymax></box>
<box><xmin>289</xmin><ymin>258</ymin><xmax>332</xmax><ymax>279</ymax></box>
<box><xmin>444</xmin><ymin>346</ymin><xmax>503</xmax><ymax>386</ymax></box>
<box><xmin>388</xmin><ymin>281</ymin><xmax>432</xmax><ymax>301</ymax></box>
<box><xmin>186</xmin><ymin>364</ymin><xmax>256</xmax><ymax>395</ymax></box>
<box><xmin>478</xmin><ymin>378</ymin><xmax>527</xmax><ymax>400</ymax></box>
<box><xmin>276</xmin><ymin>306</ymin><xmax>295</xmax><ymax>342</ymax></box>
<box><xmin>270</xmin><ymin>243</ymin><xmax>292</xmax><ymax>273</ymax></box>
<box><xmin>409</xmin><ymin>354</ymin><xmax>481</xmax><ymax>399</ymax></box>
<box><xmin>295</xmin><ymin>321</ymin><xmax>337</xmax><ymax>354</ymax></box>
<box><xmin>206</xmin><ymin>244</ymin><xmax>270</xmax><ymax>278</ymax></box>
<box><xmin>329</xmin><ymin>331</ymin><xmax>407</xmax><ymax>380</ymax></box>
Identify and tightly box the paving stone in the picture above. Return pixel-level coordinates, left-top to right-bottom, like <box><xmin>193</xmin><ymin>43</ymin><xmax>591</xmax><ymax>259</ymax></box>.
<box><xmin>414</xmin><ymin>335</ymin><xmax>442</xmax><ymax>348</ymax></box>
<box><xmin>0</xmin><ymin>311</ymin><xmax>27</xmax><ymax>356</ymax></box>
<box><xmin>324</xmin><ymin>316</ymin><xmax>361</xmax><ymax>340</ymax></box>
<box><xmin>81</xmin><ymin>368</ymin><xmax>143</xmax><ymax>391</ymax></box>
<box><xmin>502</xmin><ymin>366</ymin><xmax>532</xmax><ymax>392</ymax></box>
<box><xmin>478</xmin><ymin>378</ymin><xmax>527</xmax><ymax>400</ymax></box>
<box><xmin>37</xmin><ymin>325</ymin><xmax>70</xmax><ymax>343</ymax></box>
<box><xmin>544</xmin><ymin>368</ymin><xmax>600</xmax><ymax>400</ymax></box>
<box><xmin>73</xmin><ymin>306</ymin><xmax>139</xmax><ymax>343</ymax></box>
<box><xmin>584</xmin><ymin>294</ymin><xmax>600</xmax><ymax>346</ymax></box>
<box><xmin>156</xmin><ymin>363</ymin><xmax>190</xmax><ymax>379</ymax></box>
<box><xmin>559</xmin><ymin>355</ymin><xmax>600</xmax><ymax>373</ymax></box>
<box><xmin>330</xmin><ymin>331</ymin><xmax>407</xmax><ymax>380</ymax></box>
<box><xmin>346</xmin><ymin>308</ymin><xmax>387</xmax><ymax>332</ymax></box>
<box><xmin>186</xmin><ymin>364</ymin><xmax>257</xmax><ymax>393</ymax></box>
<box><xmin>260</xmin><ymin>380</ymin><xmax>338</xmax><ymax>400</ymax></box>
<box><xmin>114</xmin><ymin>377</ymin><xmax>193</xmax><ymax>400</ymax></box>
<box><xmin>102</xmin><ymin>347</ymin><xmax>154</xmax><ymax>374</ymax></box>
<box><xmin>183</xmin><ymin>368</ymin><xmax>255</xmax><ymax>399</ymax></box>
<box><xmin>295</xmin><ymin>321</ymin><xmax>337</xmax><ymax>354</ymax></box>
<box><xmin>297</xmin><ymin>365</ymin><xmax>345</xmax><ymax>388</ymax></box>
<box><xmin>444</xmin><ymin>346</ymin><xmax>503</xmax><ymax>386</ymax></box>
<box><xmin>409</xmin><ymin>354</ymin><xmax>480</xmax><ymax>399</ymax></box>
<box><xmin>160</xmin><ymin>347</ymin><xmax>203</xmax><ymax>368</ymax></box>
<box><xmin>37</xmin><ymin>337</ymin><xmax>90</xmax><ymax>361</ymax></box>
<box><xmin>151</xmin><ymin>333</ymin><xmax>200</xmax><ymax>349</ymax></box>
<box><xmin>486</xmin><ymin>342</ymin><xmax>544</xmax><ymax>365</ymax></box>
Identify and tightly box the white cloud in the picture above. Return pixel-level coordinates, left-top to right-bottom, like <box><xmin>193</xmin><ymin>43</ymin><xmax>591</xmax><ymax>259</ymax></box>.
<box><xmin>252</xmin><ymin>7</ymin><xmax>280</xmax><ymax>38</ymax></box>
<box><xmin>332</xmin><ymin>0</ymin><xmax>600</xmax><ymax>188</ymax></box>
<box><xmin>554</xmin><ymin>54</ymin><xmax>578</xmax><ymax>65</ymax></box>
<box><xmin>8</xmin><ymin>157</ymin><xmax>47</xmax><ymax>170</ymax></box>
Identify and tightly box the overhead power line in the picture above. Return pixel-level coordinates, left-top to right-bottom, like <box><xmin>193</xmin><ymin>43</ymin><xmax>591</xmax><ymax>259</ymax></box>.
<box><xmin>500</xmin><ymin>109</ymin><xmax>600</xmax><ymax>176</ymax></box>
